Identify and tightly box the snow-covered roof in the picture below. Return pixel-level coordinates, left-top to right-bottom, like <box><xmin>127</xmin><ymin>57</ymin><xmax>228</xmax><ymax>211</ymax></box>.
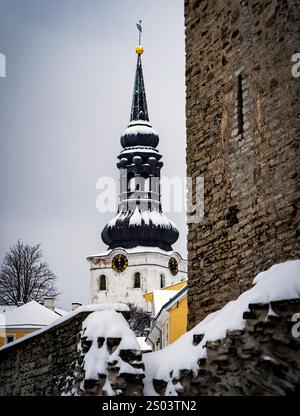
<box><xmin>151</xmin><ymin>290</ymin><xmax>179</xmax><ymax>316</ymax></box>
<box><xmin>54</xmin><ymin>307</ymin><xmax>68</xmax><ymax>317</ymax></box>
<box><xmin>143</xmin><ymin>259</ymin><xmax>300</xmax><ymax>395</ymax></box>
<box><xmin>88</xmin><ymin>246</ymin><xmax>186</xmax><ymax>259</ymax></box>
<box><xmin>0</xmin><ymin>303</ymin><xmax>130</xmax><ymax>352</ymax></box>
<box><xmin>0</xmin><ymin>305</ymin><xmax>17</xmax><ymax>313</ymax></box>
<box><xmin>158</xmin><ymin>286</ymin><xmax>188</xmax><ymax>315</ymax></box>
<box><xmin>0</xmin><ymin>301</ymin><xmax>62</xmax><ymax>329</ymax></box>
<box><xmin>137</xmin><ymin>336</ymin><xmax>152</xmax><ymax>352</ymax></box>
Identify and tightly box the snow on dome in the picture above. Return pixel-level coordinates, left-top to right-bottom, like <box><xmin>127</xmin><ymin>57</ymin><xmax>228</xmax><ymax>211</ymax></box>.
<box><xmin>141</xmin><ymin>210</ymin><xmax>150</xmax><ymax>225</ymax></box>
<box><xmin>87</xmin><ymin>246</ymin><xmax>176</xmax><ymax>258</ymax></box>
<box><xmin>107</xmin><ymin>211</ymin><xmax>123</xmax><ymax>228</ymax></box>
<box><xmin>148</xmin><ymin>210</ymin><xmax>177</xmax><ymax>229</ymax></box>
<box><xmin>143</xmin><ymin>259</ymin><xmax>300</xmax><ymax>395</ymax></box>
<box><xmin>129</xmin><ymin>206</ymin><xmax>142</xmax><ymax>226</ymax></box>
<box><xmin>121</xmin><ymin>120</ymin><xmax>159</xmax><ymax>148</ymax></box>
<box><xmin>128</xmin><ymin>120</ymin><xmax>152</xmax><ymax>128</ymax></box>
<box><xmin>120</xmin><ymin>146</ymin><xmax>159</xmax><ymax>156</ymax></box>
<box><xmin>127</xmin><ymin>208</ymin><xmax>177</xmax><ymax>230</ymax></box>
<box><xmin>122</xmin><ymin>124</ymin><xmax>158</xmax><ymax>137</ymax></box>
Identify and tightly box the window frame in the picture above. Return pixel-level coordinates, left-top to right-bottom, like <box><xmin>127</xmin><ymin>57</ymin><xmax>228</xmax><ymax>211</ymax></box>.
<box><xmin>5</xmin><ymin>334</ymin><xmax>15</xmax><ymax>344</ymax></box>
<box><xmin>160</xmin><ymin>273</ymin><xmax>165</xmax><ymax>288</ymax></box>
<box><xmin>133</xmin><ymin>272</ymin><xmax>141</xmax><ymax>288</ymax></box>
<box><xmin>99</xmin><ymin>274</ymin><xmax>107</xmax><ymax>291</ymax></box>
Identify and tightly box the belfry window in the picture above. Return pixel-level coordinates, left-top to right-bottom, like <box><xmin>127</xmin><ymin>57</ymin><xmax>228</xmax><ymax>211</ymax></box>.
<box><xmin>160</xmin><ymin>274</ymin><xmax>165</xmax><ymax>288</ymax></box>
<box><xmin>99</xmin><ymin>274</ymin><xmax>106</xmax><ymax>291</ymax></box>
<box><xmin>134</xmin><ymin>272</ymin><xmax>141</xmax><ymax>288</ymax></box>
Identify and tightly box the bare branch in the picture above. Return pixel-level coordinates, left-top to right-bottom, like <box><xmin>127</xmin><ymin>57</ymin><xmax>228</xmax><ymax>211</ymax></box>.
<box><xmin>0</xmin><ymin>241</ymin><xmax>60</xmax><ymax>305</ymax></box>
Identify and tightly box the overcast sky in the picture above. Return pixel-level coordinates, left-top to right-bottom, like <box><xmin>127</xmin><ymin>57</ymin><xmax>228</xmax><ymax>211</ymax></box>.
<box><xmin>0</xmin><ymin>0</ymin><xmax>187</xmax><ymax>309</ymax></box>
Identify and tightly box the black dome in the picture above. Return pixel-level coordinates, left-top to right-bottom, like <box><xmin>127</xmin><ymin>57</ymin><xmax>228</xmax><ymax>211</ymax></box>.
<box><xmin>101</xmin><ymin>209</ymin><xmax>179</xmax><ymax>251</ymax></box>
<box><xmin>120</xmin><ymin>121</ymin><xmax>159</xmax><ymax>148</ymax></box>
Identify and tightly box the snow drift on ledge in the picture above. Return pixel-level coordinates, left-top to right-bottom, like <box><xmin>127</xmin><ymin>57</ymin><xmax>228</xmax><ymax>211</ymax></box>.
<box><xmin>81</xmin><ymin>310</ymin><xmax>142</xmax><ymax>391</ymax></box>
<box><xmin>143</xmin><ymin>260</ymin><xmax>300</xmax><ymax>396</ymax></box>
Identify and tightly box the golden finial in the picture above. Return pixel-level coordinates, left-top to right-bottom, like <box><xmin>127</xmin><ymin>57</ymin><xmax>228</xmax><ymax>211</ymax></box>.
<box><xmin>135</xmin><ymin>20</ymin><xmax>144</xmax><ymax>54</ymax></box>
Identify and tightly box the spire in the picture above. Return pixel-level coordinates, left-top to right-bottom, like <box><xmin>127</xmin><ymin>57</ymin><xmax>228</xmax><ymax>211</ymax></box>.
<box><xmin>100</xmin><ymin>22</ymin><xmax>179</xmax><ymax>251</ymax></box>
<box><xmin>130</xmin><ymin>21</ymin><xmax>149</xmax><ymax>122</ymax></box>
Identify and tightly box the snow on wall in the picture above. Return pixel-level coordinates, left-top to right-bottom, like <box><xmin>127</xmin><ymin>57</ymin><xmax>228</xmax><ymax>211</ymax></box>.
<box><xmin>0</xmin><ymin>260</ymin><xmax>299</xmax><ymax>396</ymax></box>
<box><xmin>143</xmin><ymin>260</ymin><xmax>300</xmax><ymax>395</ymax></box>
<box><xmin>77</xmin><ymin>310</ymin><xmax>145</xmax><ymax>396</ymax></box>
<box><xmin>0</xmin><ymin>303</ymin><xmax>129</xmax><ymax>353</ymax></box>
<box><xmin>81</xmin><ymin>310</ymin><xmax>140</xmax><ymax>377</ymax></box>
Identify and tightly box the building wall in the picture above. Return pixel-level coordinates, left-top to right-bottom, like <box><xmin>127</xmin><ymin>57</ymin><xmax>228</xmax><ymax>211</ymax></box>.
<box><xmin>169</xmin><ymin>296</ymin><xmax>188</xmax><ymax>344</ymax></box>
<box><xmin>89</xmin><ymin>249</ymin><xmax>187</xmax><ymax>310</ymax></box>
<box><xmin>0</xmin><ymin>312</ymin><xmax>88</xmax><ymax>395</ymax></box>
<box><xmin>0</xmin><ymin>329</ymin><xmax>34</xmax><ymax>348</ymax></box>
<box><xmin>163</xmin><ymin>281</ymin><xmax>187</xmax><ymax>292</ymax></box>
<box><xmin>185</xmin><ymin>0</ymin><xmax>300</xmax><ymax>328</ymax></box>
<box><xmin>147</xmin><ymin>290</ymin><xmax>188</xmax><ymax>349</ymax></box>
<box><xmin>0</xmin><ymin>308</ymin><xmax>144</xmax><ymax>396</ymax></box>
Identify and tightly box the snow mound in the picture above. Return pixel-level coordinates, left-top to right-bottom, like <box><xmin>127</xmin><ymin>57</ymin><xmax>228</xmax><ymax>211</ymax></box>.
<box><xmin>81</xmin><ymin>310</ymin><xmax>142</xmax><ymax>390</ymax></box>
<box><xmin>143</xmin><ymin>260</ymin><xmax>300</xmax><ymax>395</ymax></box>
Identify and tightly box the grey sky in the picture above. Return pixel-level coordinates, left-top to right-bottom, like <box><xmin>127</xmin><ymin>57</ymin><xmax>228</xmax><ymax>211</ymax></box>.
<box><xmin>0</xmin><ymin>0</ymin><xmax>187</xmax><ymax>309</ymax></box>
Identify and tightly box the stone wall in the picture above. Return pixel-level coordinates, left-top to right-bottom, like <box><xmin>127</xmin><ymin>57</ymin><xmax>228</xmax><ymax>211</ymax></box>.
<box><xmin>0</xmin><ymin>299</ymin><xmax>299</xmax><ymax>396</ymax></box>
<box><xmin>0</xmin><ymin>307</ymin><xmax>144</xmax><ymax>396</ymax></box>
<box><xmin>0</xmin><ymin>311</ymin><xmax>88</xmax><ymax>396</ymax></box>
<box><xmin>185</xmin><ymin>0</ymin><xmax>300</xmax><ymax>327</ymax></box>
<box><xmin>152</xmin><ymin>298</ymin><xmax>300</xmax><ymax>395</ymax></box>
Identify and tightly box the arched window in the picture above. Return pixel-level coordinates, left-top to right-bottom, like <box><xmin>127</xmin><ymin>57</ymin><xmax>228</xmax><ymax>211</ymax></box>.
<box><xmin>160</xmin><ymin>274</ymin><xmax>165</xmax><ymax>288</ymax></box>
<box><xmin>99</xmin><ymin>275</ymin><xmax>106</xmax><ymax>291</ymax></box>
<box><xmin>134</xmin><ymin>272</ymin><xmax>141</xmax><ymax>288</ymax></box>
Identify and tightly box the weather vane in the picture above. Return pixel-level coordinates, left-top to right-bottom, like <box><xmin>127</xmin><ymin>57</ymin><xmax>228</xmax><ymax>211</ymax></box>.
<box><xmin>135</xmin><ymin>20</ymin><xmax>144</xmax><ymax>55</ymax></box>
<box><xmin>137</xmin><ymin>20</ymin><xmax>142</xmax><ymax>45</ymax></box>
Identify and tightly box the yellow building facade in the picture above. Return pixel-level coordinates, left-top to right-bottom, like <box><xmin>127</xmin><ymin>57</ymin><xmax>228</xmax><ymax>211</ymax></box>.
<box><xmin>0</xmin><ymin>329</ymin><xmax>35</xmax><ymax>348</ymax></box>
<box><xmin>0</xmin><ymin>301</ymin><xmax>66</xmax><ymax>348</ymax></box>
<box><xmin>144</xmin><ymin>281</ymin><xmax>188</xmax><ymax>350</ymax></box>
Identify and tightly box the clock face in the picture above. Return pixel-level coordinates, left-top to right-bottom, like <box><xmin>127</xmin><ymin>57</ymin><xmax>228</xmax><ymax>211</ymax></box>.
<box><xmin>168</xmin><ymin>257</ymin><xmax>178</xmax><ymax>276</ymax></box>
<box><xmin>112</xmin><ymin>254</ymin><xmax>128</xmax><ymax>273</ymax></box>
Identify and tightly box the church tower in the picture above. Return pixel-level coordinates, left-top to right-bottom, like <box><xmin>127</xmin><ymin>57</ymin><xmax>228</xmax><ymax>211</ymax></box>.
<box><xmin>88</xmin><ymin>25</ymin><xmax>187</xmax><ymax>310</ymax></box>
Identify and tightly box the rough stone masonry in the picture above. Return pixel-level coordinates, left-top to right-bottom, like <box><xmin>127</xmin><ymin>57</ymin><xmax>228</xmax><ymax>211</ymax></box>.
<box><xmin>0</xmin><ymin>307</ymin><xmax>145</xmax><ymax>396</ymax></box>
<box><xmin>0</xmin><ymin>298</ymin><xmax>299</xmax><ymax>396</ymax></box>
<box><xmin>185</xmin><ymin>0</ymin><xmax>300</xmax><ymax>328</ymax></box>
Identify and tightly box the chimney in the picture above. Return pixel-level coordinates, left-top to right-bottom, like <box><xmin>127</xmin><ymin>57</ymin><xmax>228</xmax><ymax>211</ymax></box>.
<box><xmin>44</xmin><ymin>297</ymin><xmax>55</xmax><ymax>312</ymax></box>
<box><xmin>71</xmin><ymin>302</ymin><xmax>82</xmax><ymax>311</ymax></box>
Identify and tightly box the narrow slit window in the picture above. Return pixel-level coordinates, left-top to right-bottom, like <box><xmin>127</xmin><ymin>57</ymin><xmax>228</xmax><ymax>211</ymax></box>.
<box><xmin>160</xmin><ymin>274</ymin><xmax>165</xmax><ymax>288</ymax></box>
<box><xmin>99</xmin><ymin>274</ymin><xmax>106</xmax><ymax>291</ymax></box>
<box><xmin>134</xmin><ymin>272</ymin><xmax>141</xmax><ymax>288</ymax></box>
<box><xmin>237</xmin><ymin>74</ymin><xmax>244</xmax><ymax>135</ymax></box>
